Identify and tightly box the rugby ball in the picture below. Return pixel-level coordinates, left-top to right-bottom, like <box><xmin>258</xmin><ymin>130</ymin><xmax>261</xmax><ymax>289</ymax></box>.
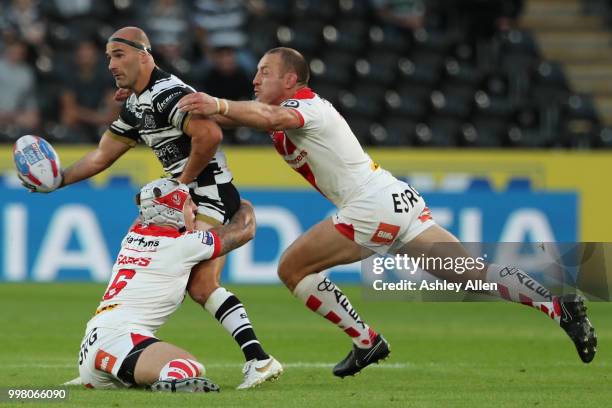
<box><xmin>13</xmin><ymin>135</ymin><xmax>62</xmax><ymax>192</ymax></box>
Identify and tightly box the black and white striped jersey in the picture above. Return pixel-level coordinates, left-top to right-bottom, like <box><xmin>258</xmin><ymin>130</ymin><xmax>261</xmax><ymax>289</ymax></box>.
<box><xmin>106</xmin><ymin>67</ymin><xmax>232</xmax><ymax>185</ymax></box>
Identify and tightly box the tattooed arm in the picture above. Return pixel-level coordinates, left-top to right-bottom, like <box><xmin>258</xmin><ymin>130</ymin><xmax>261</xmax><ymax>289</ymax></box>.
<box><xmin>210</xmin><ymin>200</ymin><xmax>256</xmax><ymax>256</ymax></box>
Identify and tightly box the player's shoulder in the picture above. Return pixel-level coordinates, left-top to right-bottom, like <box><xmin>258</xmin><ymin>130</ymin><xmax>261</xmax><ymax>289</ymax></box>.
<box><xmin>150</xmin><ymin>71</ymin><xmax>194</xmax><ymax>103</ymax></box>
<box><xmin>281</xmin><ymin>88</ymin><xmax>323</xmax><ymax>110</ymax></box>
<box><xmin>118</xmin><ymin>94</ymin><xmax>139</xmax><ymax>122</ymax></box>
<box><xmin>182</xmin><ymin>230</ymin><xmax>214</xmax><ymax>245</ymax></box>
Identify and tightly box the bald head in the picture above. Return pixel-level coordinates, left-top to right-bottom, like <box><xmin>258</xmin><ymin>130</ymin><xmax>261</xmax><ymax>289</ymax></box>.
<box><xmin>106</xmin><ymin>26</ymin><xmax>154</xmax><ymax>92</ymax></box>
<box><xmin>109</xmin><ymin>26</ymin><xmax>151</xmax><ymax>53</ymax></box>
<box><xmin>265</xmin><ymin>47</ymin><xmax>309</xmax><ymax>85</ymax></box>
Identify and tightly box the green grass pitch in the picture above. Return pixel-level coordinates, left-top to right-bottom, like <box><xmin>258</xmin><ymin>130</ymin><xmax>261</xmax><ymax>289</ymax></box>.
<box><xmin>0</xmin><ymin>283</ymin><xmax>610</xmax><ymax>407</ymax></box>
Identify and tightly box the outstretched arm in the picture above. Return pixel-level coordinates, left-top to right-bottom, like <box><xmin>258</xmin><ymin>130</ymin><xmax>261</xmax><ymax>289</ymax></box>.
<box><xmin>209</xmin><ymin>200</ymin><xmax>256</xmax><ymax>257</ymax></box>
<box><xmin>61</xmin><ymin>132</ymin><xmax>132</xmax><ymax>187</ymax></box>
<box><xmin>178</xmin><ymin>92</ymin><xmax>302</xmax><ymax>131</ymax></box>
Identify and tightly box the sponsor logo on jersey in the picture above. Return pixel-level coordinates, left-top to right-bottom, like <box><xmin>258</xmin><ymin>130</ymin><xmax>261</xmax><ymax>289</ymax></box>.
<box><xmin>94</xmin><ymin>349</ymin><xmax>117</xmax><ymax>373</ymax></box>
<box><xmin>286</xmin><ymin>150</ymin><xmax>308</xmax><ymax>166</ymax></box>
<box><xmin>143</xmin><ymin>113</ymin><xmax>156</xmax><ymax>129</ymax></box>
<box><xmin>371</xmin><ymin>222</ymin><xmax>400</xmax><ymax>244</ymax></box>
<box><xmin>126</xmin><ymin>97</ymin><xmax>143</xmax><ymax>118</ymax></box>
<box><xmin>418</xmin><ymin>207</ymin><xmax>432</xmax><ymax>223</ymax></box>
<box><xmin>125</xmin><ymin>234</ymin><xmax>160</xmax><ymax>248</ymax></box>
<box><xmin>117</xmin><ymin>255</ymin><xmax>151</xmax><ymax>266</ymax></box>
<box><xmin>392</xmin><ymin>186</ymin><xmax>422</xmax><ymax>214</ymax></box>
<box><xmin>186</xmin><ymin>231</ymin><xmax>214</xmax><ymax>246</ymax></box>
<box><xmin>282</xmin><ymin>99</ymin><xmax>300</xmax><ymax>108</ymax></box>
<box><xmin>156</xmin><ymin>91</ymin><xmax>182</xmax><ymax>112</ymax></box>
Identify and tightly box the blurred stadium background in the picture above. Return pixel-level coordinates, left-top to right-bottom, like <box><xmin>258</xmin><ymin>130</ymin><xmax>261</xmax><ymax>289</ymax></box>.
<box><xmin>1</xmin><ymin>1</ymin><xmax>612</xmax><ymax>405</ymax></box>
<box><xmin>1</xmin><ymin>0</ymin><xmax>612</xmax><ymax>146</ymax></box>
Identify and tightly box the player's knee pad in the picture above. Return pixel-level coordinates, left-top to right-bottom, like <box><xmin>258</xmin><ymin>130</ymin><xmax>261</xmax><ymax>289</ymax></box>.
<box><xmin>159</xmin><ymin>358</ymin><xmax>205</xmax><ymax>380</ymax></box>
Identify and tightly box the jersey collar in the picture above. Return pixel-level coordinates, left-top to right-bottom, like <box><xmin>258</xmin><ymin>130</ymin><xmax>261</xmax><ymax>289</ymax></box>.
<box><xmin>131</xmin><ymin>223</ymin><xmax>184</xmax><ymax>237</ymax></box>
<box><xmin>138</xmin><ymin>66</ymin><xmax>167</xmax><ymax>96</ymax></box>
<box><xmin>291</xmin><ymin>87</ymin><xmax>315</xmax><ymax>100</ymax></box>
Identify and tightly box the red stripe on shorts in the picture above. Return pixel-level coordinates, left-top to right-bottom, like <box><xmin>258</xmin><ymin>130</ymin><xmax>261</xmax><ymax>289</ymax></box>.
<box><xmin>334</xmin><ymin>222</ymin><xmax>355</xmax><ymax>241</ymax></box>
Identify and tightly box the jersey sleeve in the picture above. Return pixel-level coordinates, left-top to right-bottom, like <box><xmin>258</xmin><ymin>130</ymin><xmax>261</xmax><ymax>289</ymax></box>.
<box><xmin>154</xmin><ymin>86</ymin><xmax>194</xmax><ymax>133</ymax></box>
<box><xmin>107</xmin><ymin>100</ymin><xmax>140</xmax><ymax>146</ymax></box>
<box><xmin>280</xmin><ymin>98</ymin><xmax>321</xmax><ymax>130</ymax></box>
<box><xmin>179</xmin><ymin>230</ymin><xmax>221</xmax><ymax>265</ymax></box>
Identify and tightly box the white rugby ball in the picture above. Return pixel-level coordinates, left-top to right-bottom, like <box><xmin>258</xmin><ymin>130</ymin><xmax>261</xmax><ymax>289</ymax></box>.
<box><xmin>13</xmin><ymin>135</ymin><xmax>62</xmax><ymax>192</ymax></box>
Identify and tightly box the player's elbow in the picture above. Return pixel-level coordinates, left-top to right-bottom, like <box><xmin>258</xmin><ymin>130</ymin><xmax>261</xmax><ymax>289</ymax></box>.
<box><xmin>207</xmin><ymin>123</ymin><xmax>223</xmax><ymax>145</ymax></box>
<box><xmin>189</xmin><ymin>118</ymin><xmax>223</xmax><ymax>147</ymax></box>
<box><xmin>199</xmin><ymin>123</ymin><xmax>223</xmax><ymax>146</ymax></box>
<box><xmin>236</xmin><ymin>202</ymin><xmax>256</xmax><ymax>244</ymax></box>
<box><xmin>232</xmin><ymin>225</ymin><xmax>255</xmax><ymax>252</ymax></box>
<box><xmin>243</xmin><ymin>220</ymin><xmax>256</xmax><ymax>242</ymax></box>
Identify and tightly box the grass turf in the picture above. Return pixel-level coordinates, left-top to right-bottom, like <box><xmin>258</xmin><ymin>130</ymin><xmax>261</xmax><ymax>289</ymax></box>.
<box><xmin>0</xmin><ymin>283</ymin><xmax>610</xmax><ymax>407</ymax></box>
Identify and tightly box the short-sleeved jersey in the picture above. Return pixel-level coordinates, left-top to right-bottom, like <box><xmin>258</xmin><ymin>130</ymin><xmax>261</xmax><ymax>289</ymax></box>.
<box><xmin>270</xmin><ymin>88</ymin><xmax>395</xmax><ymax>207</ymax></box>
<box><xmin>86</xmin><ymin>224</ymin><xmax>220</xmax><ymax>334</ymax></box>
<box><xmin>108</xmin><ymin>67</ymin><xmax>232</xmax><ymax>184</ymax></box>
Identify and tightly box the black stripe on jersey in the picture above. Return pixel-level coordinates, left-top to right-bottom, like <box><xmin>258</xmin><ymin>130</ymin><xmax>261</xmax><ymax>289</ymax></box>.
<box><xmin>151</xmin><ymin>80</ymin><xmax>190</xmax><ymax>100</ymax></box>
<box><xmin>166</xmin><ymin>159</ymin><xmax>188</xmax><ymax>174</ymax></box>
<box><xmin>140</xmin><ymin>125</ymin><xmax>175</xmax><ymax>135</ymax></box>
<box><xmin>150</xmin><ymin>134</ymin><xmax>184</xmax><ymax>148</ymax></box>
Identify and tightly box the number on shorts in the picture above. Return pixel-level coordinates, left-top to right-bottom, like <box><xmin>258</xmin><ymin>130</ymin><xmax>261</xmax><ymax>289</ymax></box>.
<box><xmin>103</xmin><ymin>269</ymin><xmax>136</xmax><ymax>300</ymax></box>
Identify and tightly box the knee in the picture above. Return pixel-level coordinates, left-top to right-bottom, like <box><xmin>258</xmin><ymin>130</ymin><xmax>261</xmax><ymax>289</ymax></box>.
<box><xmin>277</xmin><ymin>254</ymin><xmax>292</xmax><ymax>286</ymax></box>
<box><xmin>277</xmin><ymin>252</ymin><xmax>311</xmax><ymax>292</ymax></box>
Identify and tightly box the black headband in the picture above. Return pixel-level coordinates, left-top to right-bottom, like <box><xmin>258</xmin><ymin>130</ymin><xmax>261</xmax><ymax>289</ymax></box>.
<box><xmin>109</xmin><ymin>37</ymin><xmax>152</xmax><ymax>54</ymax></box>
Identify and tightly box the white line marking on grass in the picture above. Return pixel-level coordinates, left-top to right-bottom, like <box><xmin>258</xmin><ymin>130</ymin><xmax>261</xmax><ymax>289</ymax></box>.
<box><xmin>6</xmin><ymin>361</ymin><xmax>608</xmax><ymax>370</ymax></box>
<box><xmin>3</xmin><ymin>362</ymin><xmax>412</xmax><ymax>370</ymax></box>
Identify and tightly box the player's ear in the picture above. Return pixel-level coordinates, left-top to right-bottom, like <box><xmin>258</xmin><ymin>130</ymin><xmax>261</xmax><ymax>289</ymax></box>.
<box><xmin>285</xmin><ymin>72</ymin><xmax>298</xmax><ymax>89</ymax></box>
<box><xmin>134</xmin><ymin>192</ymin><xmax>141</xmax><ymax>205</ymax></box>
<box><xmin>139</xmin><ymin>50</ymin><xmax>151</xmax><ymax>63</ymax></box>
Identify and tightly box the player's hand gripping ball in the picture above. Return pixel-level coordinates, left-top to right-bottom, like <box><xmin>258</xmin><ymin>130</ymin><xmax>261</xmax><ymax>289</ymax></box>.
<box><xmin>13</xmin><ymin>135</ymin><xmax>63</xmax><ymax>193</ymax></box>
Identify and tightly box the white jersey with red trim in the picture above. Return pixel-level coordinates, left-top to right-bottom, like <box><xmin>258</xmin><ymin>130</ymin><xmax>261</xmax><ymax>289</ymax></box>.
<box><xmin>86</xmin><ymin>224</ymin><xmax>220</xmax><ymax>334</ymax></box>
<box><xmin>271</xmin><ymin>87</ymin><xmax>396</xmax><ymax>207</ymax></box>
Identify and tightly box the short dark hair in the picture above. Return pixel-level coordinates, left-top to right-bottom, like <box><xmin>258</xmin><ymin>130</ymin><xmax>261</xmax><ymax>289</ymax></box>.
<box><xmin>266</xmin><ymin>47</ymin><xmax>310</xmax><ymax>85</ymax></box>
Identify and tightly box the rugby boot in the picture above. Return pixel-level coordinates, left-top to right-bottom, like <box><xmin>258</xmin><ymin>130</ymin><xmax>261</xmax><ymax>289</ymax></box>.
<box><xmin>558</xmin><ymin>294</ymin><xmax>597</xmax><ymax>363</ymax></box>
<box><xmin>333</xmin><ymin>334</ymin><xmax>390</xmax><ymax>378</ymax></box>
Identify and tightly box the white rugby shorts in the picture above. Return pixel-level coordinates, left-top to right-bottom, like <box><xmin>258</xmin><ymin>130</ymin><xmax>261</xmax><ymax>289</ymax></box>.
<box><xmin>78</xmin><ymin>326</ymin><xmax>157</xmax><ymax>389</ymax></box>
<box><xmin>333</xmin><ymin>178</ymin><xmax>435</xmax><ymax>254</ymax></box>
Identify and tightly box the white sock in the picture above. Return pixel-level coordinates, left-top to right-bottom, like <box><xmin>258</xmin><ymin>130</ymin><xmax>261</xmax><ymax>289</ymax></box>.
<box><xmin>294</xmin><ymin>273</ymin><xmax>377</xmax><ymax>349</ymax></box>
<box><xmin>204</xmin><ymin>287</ymin><xmax>269</xmax><ymax>361</ymax></box>
<box><xmin>485</xmin><ymin>264</ymin><xmax>561</xmax><ymax>322</ymax></box>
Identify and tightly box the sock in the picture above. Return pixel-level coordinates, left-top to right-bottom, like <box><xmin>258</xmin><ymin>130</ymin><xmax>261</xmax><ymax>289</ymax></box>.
<box><xmin>204</xmin><ymin>287</ymin><xmax>269</xmax><ymax>361</ymax></box>
<box><xmin>159</xmin><ymin>359</ymin><xmax>204</xmax><ymax>380</ymax></box>
<box><xmin>294</xmin><ymin>273</ymin><xmax>377</xmax><ymax>349</ymax></box>
<box><xmin>485</xmin><ymin>264</ymin><xmax>561</xmax><ymax>322</ymax></box>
